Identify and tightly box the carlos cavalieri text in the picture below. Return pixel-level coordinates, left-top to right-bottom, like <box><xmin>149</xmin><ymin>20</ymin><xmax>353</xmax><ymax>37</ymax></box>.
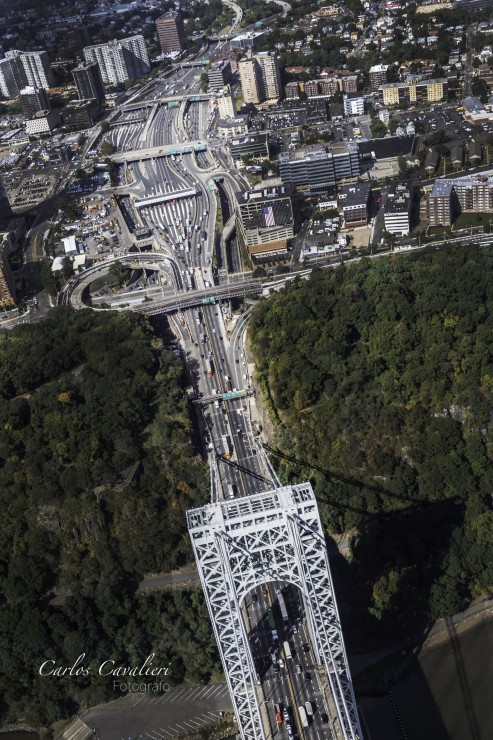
<box><xmin>39</xmin><ymin>653</ymin><xmax>171</xmax><ymax>677</ymax></box>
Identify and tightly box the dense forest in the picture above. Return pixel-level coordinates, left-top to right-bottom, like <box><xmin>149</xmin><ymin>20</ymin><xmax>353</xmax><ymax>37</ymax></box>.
<box><xmin>0</xmin><ymin>310</ymin><xmax>220</xmax><ymax>728</ymax></box>
<box><xmin>249</xmin><ymin>246</ymin><xmax>493</xmax><ymax>646</ymax></box>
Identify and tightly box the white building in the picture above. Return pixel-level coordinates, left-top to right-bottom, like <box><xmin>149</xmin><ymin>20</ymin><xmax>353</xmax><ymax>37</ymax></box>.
<box><xmin>0</xmin><ymin>55</ymin><xmax>27</xmax><ymax>98</ymax></box>
<box><xmin>25</xmin><ymin>110</ymin><xmax>60</xmax><ymax>136</ymax></box>
<box><xmin>83</xmin><ymin>35</ymin><xmax>149</xmax><ymax>85</ymax></box>
<box><xmin>384</xmin><ymin>182</ymin><xmax>411</xmax><ymax>235</ymax></box>
<box><xmin>216</xmin><ymin>86</ymin><xmax>236</xmax><ymax>119</ymax></box>
<box><xmin>379</xmin><ymin>108</ymin><xmax>390</xmax><ymax>124</ymax></box>
<box><xmin>62</xmin><ymin>235</ymin><xmax>77</xmax><ymax>253</ymax></box>
<box><xmin>6</xmin><ymin>50</ymin><xmax>55</xmax><ymax>90</ymax></box>
<box><xmin>343</xmin><ymin>93</ymin><xmax>364</xmax><ymax>116</ymax></box>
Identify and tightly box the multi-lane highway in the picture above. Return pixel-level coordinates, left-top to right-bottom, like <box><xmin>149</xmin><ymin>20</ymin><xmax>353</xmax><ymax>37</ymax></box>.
<box><xmin>66</xmin><ymin>54</ymin><xmax>342</xmax><ymax>739</ymax></box>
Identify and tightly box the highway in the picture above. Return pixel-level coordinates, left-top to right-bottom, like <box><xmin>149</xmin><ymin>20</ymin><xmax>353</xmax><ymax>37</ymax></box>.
<box><xmin>84</xmin><ymin>61</ymin><xmax>338</xmax><ymax>734</ymax></box>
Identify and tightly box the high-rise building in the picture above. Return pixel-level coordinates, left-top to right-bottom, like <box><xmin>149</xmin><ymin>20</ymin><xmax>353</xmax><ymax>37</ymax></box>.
<box><xmin>7</xmin><ymin>50</ymin><xmax>54</xmax><ymax>89</ymax></box>
<box><xmin>279</xmin><ymin>143</ymin><xmax>361</xmax><ymax>193</ymax></box>
<box><xmin>239</xmin><ymin>53</ymin><xmax>263</xmax><ymax>105</ymax></box>
<box><xmin>255</xmin><ymin>51</ymin><xmax>281</xmax><ymax>101</ymax></box>
<box><xmin>72</xmin><ymin>61</ymin><xmax>105</xmax><ymax>105</ymax></box>
<box><xmin>208</xmin><ymin>60</ymin><xmax>232</xmax><ymax>92</ymax></box>
<box><xmin>62</xmin><ymin>99</ymin><xmax>101</xmax><ymax>129</ymax></box>
<box><xmin>369</xmin><ymin>63</ymin><xmax>389</xmax><ymax>92</ymax></box>
<box><xmin>156</xmin><ymin>11</ymin><xmax>186</xmax><ymax>55</ymax></box>
<box><xmin>239</xmin><ymin>50</ymin><xmax>282</xmax><ymax>104</ymax></box>
<box><xmin>83</xmin><ymin>35</ymin><xmax>149</xmax><ymax>85</ymax></box>
<box><xmin>428</xmin><ymin>174</ymin><xmax>493</xmax><ymax>227</ymax></box>
<box><xmin>0</xmin><ymin>55</ymin><xmax>27</xmax><ymax>98</ymax></box>
<box><xmin>19</xmin><ymin>86</ymin><xmax>50</xmax><ymax>119</ymax></box>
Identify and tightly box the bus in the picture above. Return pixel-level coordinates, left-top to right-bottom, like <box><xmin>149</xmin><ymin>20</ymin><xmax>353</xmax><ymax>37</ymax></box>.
<box><xmin>267</xmin><ymin>607</ymin><xmax>276</xmax><ymax>631</ymax></box>
<box><xmin>298</xmin><ymin>705</ymin><xmax>309</xmax><ymax>729</ymax></box>
<box><xmin>222</xmin><ymin>434</ymin><xmax>231</xmax><ymax>459</ymax></box>
<box><xmin>283</xmin><ymin>641</ymin><xmax>292</xmax><ymax>661</ymax></box>
<box><xmin>278</xmin><ymin>591</ymin><xmax>288</xmax><ymax>623</ymax></box>
<box><xmin>205</xmin><ymin>359</ymin><xmax>213</xmax><ymax>377</ymax></box>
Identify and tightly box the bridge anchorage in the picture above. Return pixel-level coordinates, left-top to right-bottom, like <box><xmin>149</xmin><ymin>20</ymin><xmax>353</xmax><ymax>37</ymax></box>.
<box><xmin>187</xmin><ymin>482</ymin><xmax>363</xmax><ymax>740</ymax></box>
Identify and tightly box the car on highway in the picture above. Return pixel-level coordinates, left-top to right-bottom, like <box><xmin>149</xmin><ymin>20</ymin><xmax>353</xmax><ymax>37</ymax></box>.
<box><xmin>295</xmin><ymin>664</ymin><xmax>302</xmax><ymax>674</ymax></box>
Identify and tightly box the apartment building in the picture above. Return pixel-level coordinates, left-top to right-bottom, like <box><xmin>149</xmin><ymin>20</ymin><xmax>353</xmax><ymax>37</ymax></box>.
<box><xmin>5</xmin><ymin>50</ymin><xmax>54</xmax><ymax>90</ymax></box>
<box><xmin>343</xmin><ymin>93</ymin><xmax>364</xmax><ymax>116</ymax></box>
<box><xmin>237</xmin><ymin>185</ymin><xmax>294</xmax><ymax>261</ymax></box>
<box><xmin>255</xmin><ymin>51</ymin><xmax>282</xmax><ymax>101</ymax></box>
<box><xmin>305</xmin><ymin>78</ymin><xmax>341</xmax><ymax>98</ymax></box>
<box><xmin>19</xmin><ymin>86</ymin><xmax>50</xmax><ymax>119</ymax></box>
<box><xmin>428</xmin><ymin>174</ymin><xmax>493</xmax><ymax>226</ymax></box>
<box><xmin>72</xmin><ymin>62</ymin><xmax>105</xmax><ymax>105</ymax></box>
<box><xmin>0</xmin><ymin>55</ymin><xmax>27</xmax><ymax>98</ymax></box>
<box><xmin>285</xmin><ymin>81</ymin><xmax>300</xmax><ymax>99</ymax></box>
<box><xmin>83</xmin><ymin>36</ymin><xmax>149</xmax><ymax>85</ymax></box>
<box><xmin>239</xmin><ymin>54</ymin><xmax>263</xmax><ymax>104</ymax></box>
<box><xmin>384</xmin><ymin>182</ymin><xmax>411</xmax><ymax>235</ymax></box>
<box><xmin>379</xmin><ymin>77</ymin><xmax>447</xmax><ymax>106</ymax></box>
<box><xmin>279</xmin><ymin>142</ymin><xmax>361</xmax><ymax>193</ymax></box>
<box><xmin>369</xmin><ymin>63</ymin><xmax>389</xmax><ymax>91</ymax></box>
<box><xmin>342</xmin><ymin>75</ymin><xmax>359</xmax><ymax>93</ymax></box>
<box><xmin>428</xmin><ymin>179</ymin><xmax>455</xmax><ymax>226</ymax></box>
<box><xmin>239</xmin><ymin>50</ymin><xmax>281</xmax><ymax>104</ymax></box>
<box><xmin>156</xmin><ymin>11</ymin><xmax>186</xmax><ymax>55</ymax></box>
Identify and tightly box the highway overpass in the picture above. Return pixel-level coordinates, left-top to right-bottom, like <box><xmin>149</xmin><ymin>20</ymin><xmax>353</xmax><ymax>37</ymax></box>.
<box><xmin>111</xmin><ymin>140</ymin><xmax>209</xmax><ymax>163</ymax></box>
<box><xmin>122</xmin><ymin>93</ymin><xmax>212</xmax><ymax>112</ymax></box>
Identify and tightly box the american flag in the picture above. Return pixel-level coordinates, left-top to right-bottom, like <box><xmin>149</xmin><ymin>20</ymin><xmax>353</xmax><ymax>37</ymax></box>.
<box><xmin>262</xmin><ymin>205</ymin><xmax>275</xmax><ymax>227</ymax></box>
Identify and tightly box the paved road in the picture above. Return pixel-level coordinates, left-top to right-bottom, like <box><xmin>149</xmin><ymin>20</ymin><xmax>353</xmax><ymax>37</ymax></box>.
<box><xmin>138</xmin><ymin>570</ymin><xmax>200</xmax><ymax>591</ymax></box>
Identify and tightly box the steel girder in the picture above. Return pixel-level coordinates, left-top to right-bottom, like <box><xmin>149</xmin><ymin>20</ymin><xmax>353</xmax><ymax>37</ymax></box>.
<box><xmin>187</xmin><ymin>483</ymin><xmax>362</xmax><ymax>740</ymax></box>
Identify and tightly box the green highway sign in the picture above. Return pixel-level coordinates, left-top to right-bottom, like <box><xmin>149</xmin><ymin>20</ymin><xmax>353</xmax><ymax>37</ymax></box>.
<box><xmin>202</xmin><ymin>297</ymin><xmax>216</xmax><ymax>305</ymax></box>
<box><xmin>223</xmin><ymin>390</ymin><xmax>247</xmax><ymax>400</ymax></box>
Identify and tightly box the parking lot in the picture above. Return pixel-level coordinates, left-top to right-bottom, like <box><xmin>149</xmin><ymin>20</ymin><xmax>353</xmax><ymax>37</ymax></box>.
<box><xmin>82</xmin><ymin>683</ymin><xmax>233</xmax><ymax>740</ymax></box>
<box><xmin>9</xmin><ymin>173</ymin><xmax>56</xmax><ymax>209</ymax></box>
<box><xmin>395</xmin><ymin>105</ymin><xmax>479</xmax><ymax>141</ymax></box>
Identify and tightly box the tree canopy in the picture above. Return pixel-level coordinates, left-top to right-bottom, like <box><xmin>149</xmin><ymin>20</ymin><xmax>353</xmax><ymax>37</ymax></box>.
<box><xmin>249</xmin><ymin>246</ymin><xmax>493</xmax><ymax>643</ymax></box>
<box><xmin>0</xmin><ymin>309</ymin><xmax>217</xmax><ymax>727</ymax></box>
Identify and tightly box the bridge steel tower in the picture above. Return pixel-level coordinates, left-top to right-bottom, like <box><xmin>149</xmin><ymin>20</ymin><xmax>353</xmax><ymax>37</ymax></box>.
<box><xmin>187</xmin><ymin>482</ymin><xmax>362</xmax><ymax>740</ymax></box>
